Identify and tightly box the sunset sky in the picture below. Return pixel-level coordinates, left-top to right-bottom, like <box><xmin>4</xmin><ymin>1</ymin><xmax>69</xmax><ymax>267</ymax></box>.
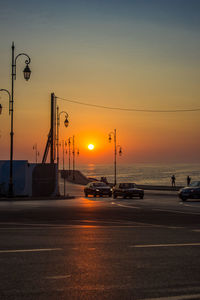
<box><xmin>0</xmin><ymin>0</ymin><xmax>200</xmax><ymax>164</ymax></box>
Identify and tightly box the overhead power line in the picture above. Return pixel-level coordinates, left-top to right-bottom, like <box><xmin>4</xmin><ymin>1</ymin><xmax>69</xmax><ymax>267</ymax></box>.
<box><xmin>56</xmin><ymin>96</ymin><xmax>200</xmax><ymax>113</ymax></box>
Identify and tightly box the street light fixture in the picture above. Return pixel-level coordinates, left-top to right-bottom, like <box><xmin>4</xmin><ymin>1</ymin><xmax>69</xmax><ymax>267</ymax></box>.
<box><xmin>23</xmin><ymin>64</ymin><xmax>31</xmax><ymax>81</ymax></box>
<box><xmin>0</xmin><ymin>43</ymin><xmax>31</xmax><ymax>196</ymax></box>
<box><xmin>108</xmin><ymin>129</ymin><xmax>122</xmax><ymax>186</ymax></box>
<box><xmin>56</xmin><ymin>106</ymin><xmax>69</xmax><ymax>170</ymax></box>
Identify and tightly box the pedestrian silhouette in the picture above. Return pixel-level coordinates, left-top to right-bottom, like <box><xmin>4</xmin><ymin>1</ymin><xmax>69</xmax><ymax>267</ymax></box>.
<box><xmin>171</xmin><ymin>175</ymin><xmax>176</xmax><ymax>187</ymax></box>
<box><xmin>187</xmin><ymin>176</ymin><xmax>191</xmax><ymax>186</ymax></box>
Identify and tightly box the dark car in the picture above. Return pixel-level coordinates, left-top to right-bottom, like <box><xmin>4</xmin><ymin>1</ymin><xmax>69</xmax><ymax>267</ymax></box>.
<box><xmin>112</xmin><ymin>183</ymin><xmax>144</xmax><ymax>199</ymax></box>
<box><xmin>84</xmin><ymin>182</ymin><xmax>112</xmax><ymax>197</ymax></box>
<box><xmin>178</xmin><ymin>181</ymin><xmax>200</xmax><ymax>201</ymax></box>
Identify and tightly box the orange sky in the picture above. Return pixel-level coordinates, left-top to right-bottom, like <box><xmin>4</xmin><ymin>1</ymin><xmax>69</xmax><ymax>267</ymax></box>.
<box><xmin>0</xmin><ymin>1</ymin><xmax>200</xmax><ymax>164</ymax></box>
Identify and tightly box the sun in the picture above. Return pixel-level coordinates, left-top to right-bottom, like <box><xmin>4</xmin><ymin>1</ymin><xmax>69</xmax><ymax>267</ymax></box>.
<box><xmin>88</xmin><ymin>144</ymin><xmax>94</xmax><ymax>150</ymax></box>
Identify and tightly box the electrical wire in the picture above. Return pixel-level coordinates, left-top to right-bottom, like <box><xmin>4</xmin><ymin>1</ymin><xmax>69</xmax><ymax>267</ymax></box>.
<box><xmin>56</xmin><ymin>96</ymin><xmax>200</xmax><ymax>113</ymax></box>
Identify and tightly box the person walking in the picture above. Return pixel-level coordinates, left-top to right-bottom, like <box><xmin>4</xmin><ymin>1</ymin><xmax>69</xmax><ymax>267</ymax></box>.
<box><xmin>171</xmin><ymin>175</ymin><xmax>176</xmax><ymax>187</ymax></box>
<box><xmin>187</xmin><ymin>176</ymin><xmax>191</xmax><ymax>186</ymax></box>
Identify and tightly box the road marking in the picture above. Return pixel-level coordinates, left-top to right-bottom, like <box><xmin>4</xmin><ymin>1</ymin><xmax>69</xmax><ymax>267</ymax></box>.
<box><xmin>192</xmin><ymin>229</ymin><xmax>200</xmax><ymax>232</ymax></box>
<box><xmin>0</xmin><ymin>248</ymin><xmax>62</xmax><ymax>254</ymax></box>
<box><xmin>130</xmin><ymin>243</ymin><xmax>200</xmax><ymax>248</ymax></box>
<box><xmin>167</xmin><ymin>226</ymin><xmax>184</xmax><ymax>229</ymax></box>
<box><xmin>112</xmin><ymin>202</ymin><xmax>141</xmax><ymax>209</ymax></box>
<box><xmin>153</xmin><ymin>208</ymin><xmax>200</xmax><ymax>215</ymax></box>
<box><xmin>46</xmin><ymin>275</ymin><xmax>71</xmax><ymax>280</ymax></box>
<box><xmin>184</xmin><ymin>203</ymin><xmax>200</xmax><ymax>208</ymax></box>
<box><xmin>142</xmin><ymin>293</ymin><xmax>200</xmax><ymax>300</ymax></box>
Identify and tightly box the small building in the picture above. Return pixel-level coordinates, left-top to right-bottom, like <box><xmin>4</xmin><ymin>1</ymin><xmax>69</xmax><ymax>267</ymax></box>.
<box><xmin>0</xmin><ymin>160</ymin><xmax>58</xmax><ymax>197</ymax></box>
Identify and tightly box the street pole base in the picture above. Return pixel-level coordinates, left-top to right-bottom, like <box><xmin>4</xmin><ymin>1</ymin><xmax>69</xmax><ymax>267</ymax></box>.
<box><xmin>8</xmin><ymin>183</ymin><xmax>14</xmax><ymax>197</ymax></box>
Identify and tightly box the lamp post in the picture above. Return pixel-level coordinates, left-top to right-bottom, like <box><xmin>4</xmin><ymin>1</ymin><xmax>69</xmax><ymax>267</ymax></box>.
<box><xmin>56</xmin><ymin>106</ymin><xmax>69</xmax><ymax>170</ymax></box>
<box><xmin>62</xmin><ymin>140</ymin><xmax>68</xmax><ymax>170</ymax></box>
<box><xmin>108</xmin><ymin>129</ymin><xmax>122</xmax><ymax>186</ymax></box>
<box><xmin>67</xmin><ymin>137</ymin><xmax>72</xmax><ymax>175</ymax></box>
<box><xmin>72</xmin><ymin>135</ymin><xmax>80</xmax><ymax>181</ymax></box>
<box><xmin>1</xmin><ymin>43</ymin><xmax>31</xmax><ymax>196</ymax></box>
<box><xmin>33</xmin><ymin>143</ymin><xmax>39</xmax><ymax>163</ymax></box>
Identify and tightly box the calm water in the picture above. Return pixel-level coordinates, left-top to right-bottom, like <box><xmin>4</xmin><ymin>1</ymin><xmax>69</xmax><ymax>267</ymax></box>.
<box><xmin>78</xmin><ymin>163</ymin><xmax>200</xmax><ymax>186</ymax></box>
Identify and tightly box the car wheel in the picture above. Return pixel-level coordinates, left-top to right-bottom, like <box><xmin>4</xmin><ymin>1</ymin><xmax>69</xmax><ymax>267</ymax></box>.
<box><xmin>85</xmin><ymin>193</ymin><xmax>88</xmax><ymax>197</ymax></box>
<box><xmin>109</xmin><ymin>193</ymin><xmax>112</xmax><ymax>197</ymax></box>
<box><xmin>181</xmin><ymin>197</ymin><xmax>187</xmax><ymax>201</ymax></box>
<box><xmin>140</xmin><ymin>195</ymin><xmax>144</xmax><ymax>199</ymax></box>
<box><xmin>93</xmin><ymin>193</ymin><xmax>96</xmax><ymax>197</ymax></box>
<box><xmin>113</xmin><ymin>194</ymin><xmax>117</xmax><ymax>199</ymax></box>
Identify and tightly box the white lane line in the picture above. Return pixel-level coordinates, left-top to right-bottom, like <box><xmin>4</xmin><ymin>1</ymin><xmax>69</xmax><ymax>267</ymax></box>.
<box><xmin>46</xmin><ymin>275</ymin><xmax>71</xmax><ymax>280</ymax></box>
<box><xmin>130</xmin><ymin>243</ymin><xmax>200</xmax><ymax>248</ymax></box>
<box><xmin>0</xmin><ymin>248</ymin><xmax>62</xmax><ymax>254</ymax></box>
<box><xmin>184</xmin><ymin>203</ymin><xmax>200</xmax><ymax>208</ymax></box>
<box><xmin>153</xmin><ymin>208</ymin><xmax>200</xmax><ymax>215</ymax></box>
<box><xmin>141</xmin><ymin>293</ymin><xmax>200</xmax><ymax>300</ymax></box>
<box><xmin>167</xmin><ymin>226</ymin><xmax>184</xmax><ymax>229</ymax></box>
<box><xmin>192</xmin><ymin>229</ymin><xmax>200</xmax><ymax>232</ymax></box>
<box><xmin>112</xmin><ymin>202</ymin><xmax>141</xmax><ymax>209</ymax></box>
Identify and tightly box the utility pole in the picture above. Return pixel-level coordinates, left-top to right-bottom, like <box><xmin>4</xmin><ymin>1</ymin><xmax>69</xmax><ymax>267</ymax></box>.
<box><xmin>68</xmin><ymin>137</ymin><xmax>71</xmax><ymax>175</ymax></box>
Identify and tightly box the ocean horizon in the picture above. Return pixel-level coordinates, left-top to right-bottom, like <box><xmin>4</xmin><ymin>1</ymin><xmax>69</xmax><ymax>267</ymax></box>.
<box><xmin>77</xmin><ymin>163</ymin><xmax>200</xmax><ymax>186</ymax></box>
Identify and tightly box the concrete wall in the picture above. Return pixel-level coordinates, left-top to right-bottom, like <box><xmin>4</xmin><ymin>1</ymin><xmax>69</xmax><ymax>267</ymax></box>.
<box><xmin>32</xmin><ymin>164</ymin><xmax>57</xmax><ymax>197</ymax></box>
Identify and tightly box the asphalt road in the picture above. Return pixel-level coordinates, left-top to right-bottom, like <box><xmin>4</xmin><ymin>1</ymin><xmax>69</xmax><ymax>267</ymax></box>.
<box><xmin>0</xmin><ymin>183</ymin><xmax>200</xmax><ymax>300</ymax></box>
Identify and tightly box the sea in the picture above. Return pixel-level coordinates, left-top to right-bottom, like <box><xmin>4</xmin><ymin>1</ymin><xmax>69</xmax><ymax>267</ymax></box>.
<box><xmin>78</xmin><ymin>163</ymin><xmax>200</xmax><ymax>186</ymax></box>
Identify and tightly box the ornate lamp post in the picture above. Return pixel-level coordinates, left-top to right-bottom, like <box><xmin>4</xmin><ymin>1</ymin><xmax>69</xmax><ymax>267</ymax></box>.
<box><xmin>72</xmin><ymin>135</ymin><xmax>79</xmax><ymax>181</ymax></box>
<box><xmin>56</xmin><ymin>108</ymin><xmax>69</xmax><ymax>197</ymax></box>
<box><xmin>67</xmin><ymin>137</ymin><xmax>72</xmax><ymax>175</ymax></box>
<box><xmin>33</xmin><ymin>143</ymin><xmax>39</xmax><ymax>163</ymax></box>
<box><xmin>0</xmin><ymin>43</ymin><xmax>31</xmax><ymax>196</ymax></box>
<box><xmin>56</xmin><ymin>106</ymin><xmax>69</xmax><ymax>170</ymax></box>
<box><xmin>108</xmin><ymin>129</ymin><xmax>122</xmax><ymax>186</ymax></box>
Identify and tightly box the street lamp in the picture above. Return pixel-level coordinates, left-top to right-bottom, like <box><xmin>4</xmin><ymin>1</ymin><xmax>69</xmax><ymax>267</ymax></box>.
<box><xmin>23</xmin><ymin>64</ymin><xmax>31</xmax><ymax>81</ymax></box>
<box><xmin>72</xmin><ymin>135</ymin><xmax>80</xmax><ymax>181</ymax></box>
<box><xmin>62</xmin><ymin>140</ymin><xmax>71</xmax><ymax>171</ymax></box>
<box><xmin>108</xmin><ymin>129</ymin><xmax>122</xmax><ymax>186</ymax></box>
<box><xmin>33</xmin><ymin>143</ymin><xmax>39</xmax><ymax>163</ymax></box>
<box><xmin>0</xmin><ymin>43</ymin><xmax>31</xmax><ymax>196</ymax></box>
<box><xmin>56</xmin><ymin>106</ymin><xmax>69</xmax><ymax>170</ymax></box>
<box><xmin>67</xmin><ymin>137</ymin><xmax>72</xmax><ymax>175</ymax></box>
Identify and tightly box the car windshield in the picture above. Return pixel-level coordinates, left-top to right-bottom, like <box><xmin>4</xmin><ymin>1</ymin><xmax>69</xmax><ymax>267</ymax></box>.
<box><xmin>92</xmin><ymin>182</ymin><xmax>107</xmax><ymax>187</ymax></box>
<box><xmin>119</xmin><ymin>183</ymin><xmax>135</xmax><ymax>189</ymax></box>
<box><xmin>189</xmin><ymin>181</ymin><xmax>200</xmax><ymax>187</ymax></box>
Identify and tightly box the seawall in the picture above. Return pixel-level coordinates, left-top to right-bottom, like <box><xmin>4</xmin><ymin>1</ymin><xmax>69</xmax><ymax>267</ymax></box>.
<box><xmin>60</xmin><ymin>170</ymin><xmax>183</xmax><ymax>191</ymax></box>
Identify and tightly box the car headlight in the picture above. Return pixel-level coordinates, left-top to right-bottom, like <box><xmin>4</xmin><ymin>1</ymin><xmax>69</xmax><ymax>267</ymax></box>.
<box><xmin>96</xmin><ymin>189</ymin><xmax>100</xmax><ymax>192</ymax></box>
